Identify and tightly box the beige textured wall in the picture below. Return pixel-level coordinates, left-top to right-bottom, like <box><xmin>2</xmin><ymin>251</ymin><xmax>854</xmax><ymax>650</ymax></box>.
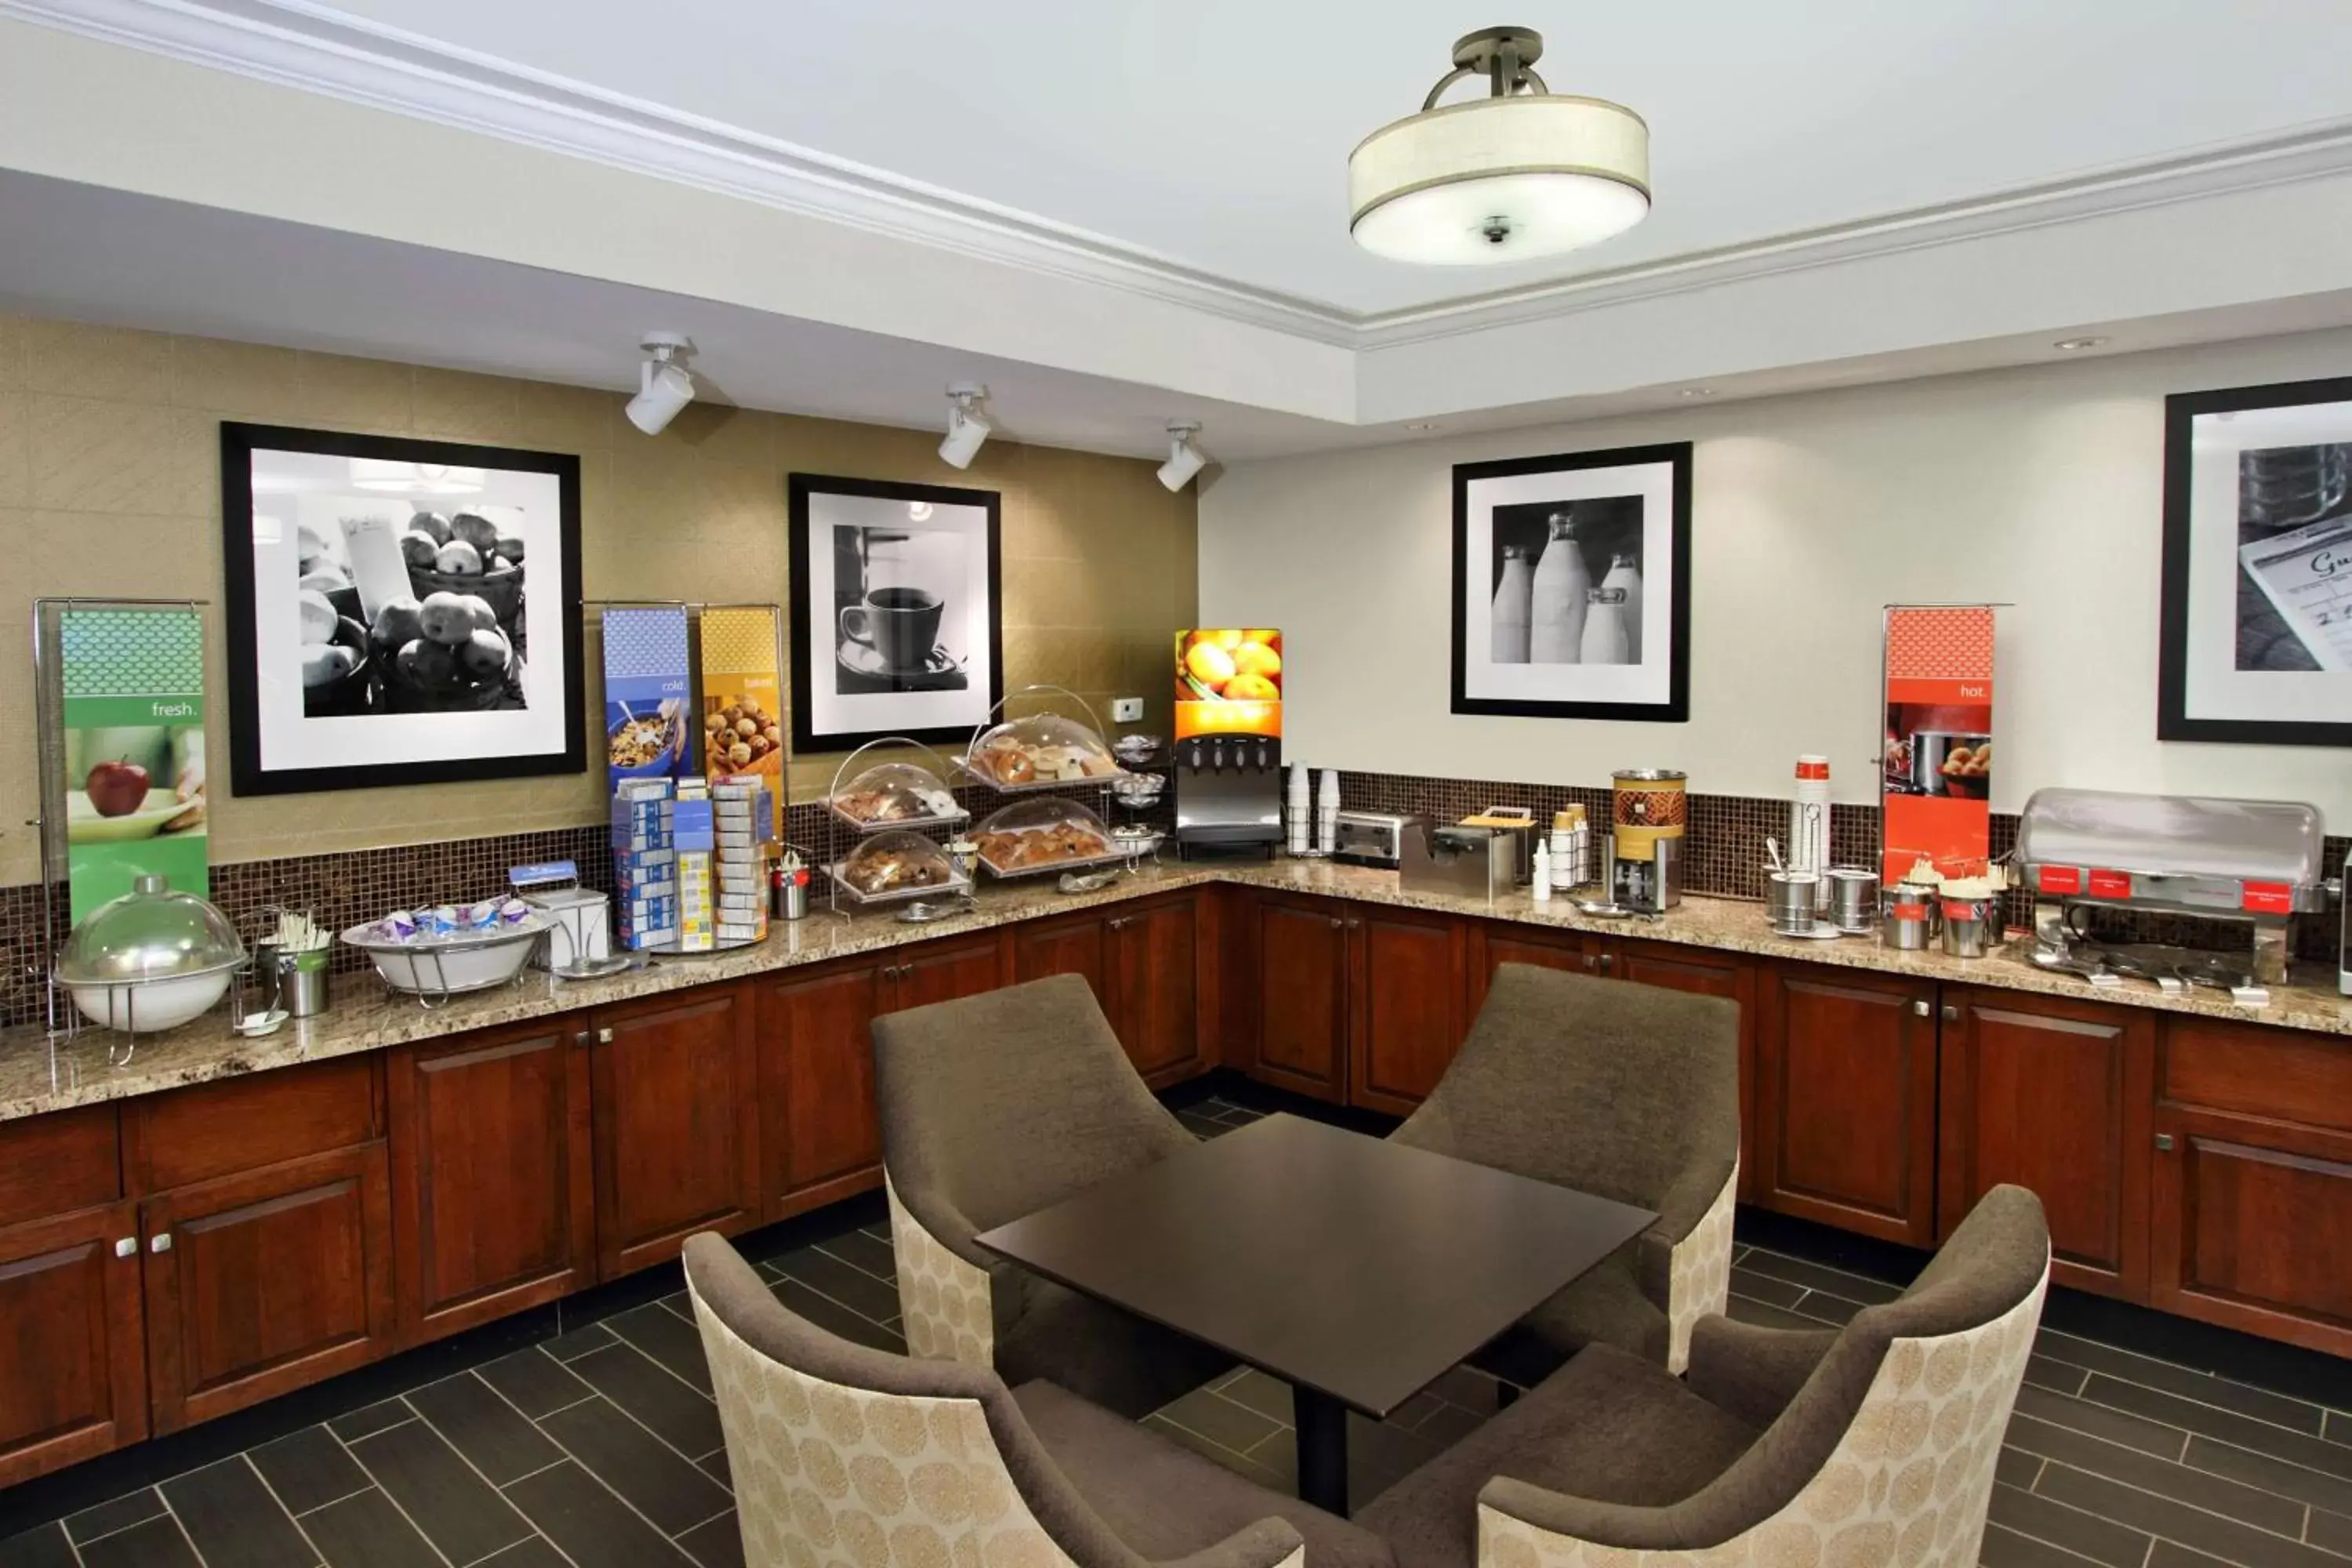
<box><xmin>0</xmin><ymin>313</ymin><xmax>1198</xmax><ymax>885</ymax></box>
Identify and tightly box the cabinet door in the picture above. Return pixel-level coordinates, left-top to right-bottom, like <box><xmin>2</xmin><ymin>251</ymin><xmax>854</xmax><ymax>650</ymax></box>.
<box><xmin>1010</xmin><ymin>913</ymin><xmax>1109</xmax><ymax>1007</ymax></box>
<box><xmin>387</xmin><ymin>1022</ymin><xmax>596</xmax><ymax>1346</ymax></box>
<box><xmin>1109</xmin><ymin>898</ymin><xmax>1202</xmax><ymax>1083</ymax></box>
<box><xmin>760</xmin><ymin>962</ymin><xmax>887</xmax><ymax>1218</ymax></box>
<box><xmin>2151</xmin><ymin>1110</ymin><xmax>2352</xmax><ymax>1357</ymax></box>
<box><xmin>1937</xmin><ymin>989</ymin><xmax>2152</xmax><ymax>1299</ymax></box>
<box><xmin>1613</xmin><ymin>939</ymin><xmax>1760</xmax><ymax>1202</ymax></box>
<box><xmin>1466</xmin><ymin>924</ymin><xmax>1585</xmax><ymax>1018</ymax></box>
<box><xmin>1253</xmin><ymin>895</ymin><xmax>1349</xmax><ymax>1102</ymax></box>
<box><xmin>891</xmin><ymin>936</ymin><xmax>1005</xmax><ymax>1012</ymax></box>
<box><xmin>1348</xmin><ymin>906</ymin><xmax>1467</xmax><ymax>1115</ymax></box>
<box><xmin>1757</xmin><ymin>964</ymin><xmax>1939</xmax><ymax>1245</ymax></box>
<box><xmin>0</xmin><ymin>1201</ymin><xmax>145</xmax><ymax>1487</ymax></box>
<box><xmin>141</xmin><ymin>1145</ymin><xmax>394</xmax><ymax>1434</ymax></box>
<box><xmin>590</xmin><ymin>988</ymin><xmax>762</xmax><ymax>1277</ymax></box>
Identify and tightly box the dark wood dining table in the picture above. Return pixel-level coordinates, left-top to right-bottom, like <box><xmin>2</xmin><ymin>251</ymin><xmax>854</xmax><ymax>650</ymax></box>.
<box><xmin>974</xmin><ymin>1112</ymin><xmax>1656</xmax><ymax>1515</ymax></box>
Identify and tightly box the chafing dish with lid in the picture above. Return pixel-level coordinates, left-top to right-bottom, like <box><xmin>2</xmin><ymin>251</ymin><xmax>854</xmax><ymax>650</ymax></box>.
<box><xmin>2014</xmin><ymin>787</ymin><xmax>2328</xmax><ymax>989</ymax></box>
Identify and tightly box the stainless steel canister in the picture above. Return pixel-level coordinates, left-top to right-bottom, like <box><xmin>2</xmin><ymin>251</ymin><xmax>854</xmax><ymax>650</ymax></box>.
<box><xmin>1824</xmin><ymin>868</ymin><xmax>1880</xmax><ymax>935</ymax></box>
<box><xmin>1940</xmin><ymin>895</ymin><xmax>2002</xmax><ymax>960</ymax></box>
<box><xmin>1883</xmin><ymin>880</ymin><xmax>1939</xmax><ymax>950</ymax></box>
<box><xmin>1765</xmin><ymin>870</ymin><xmax>1820</xmax><ymax>935</ymax></box>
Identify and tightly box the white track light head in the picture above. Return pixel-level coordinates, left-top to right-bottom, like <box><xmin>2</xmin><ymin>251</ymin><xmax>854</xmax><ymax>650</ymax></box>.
<box><xmin>939</xmin><ymin>383</ymin><xmax>992</xmax><ymax>469</ymax></box>
<box><xmin>626</xmin><ymin>332</ymin><xmax>695</xmax><ymax>435</ymax></box>
<box><xmin>1156</xmin><ymin>423</ymin><xmax>1207</xmax><ymax>492</ymax></box>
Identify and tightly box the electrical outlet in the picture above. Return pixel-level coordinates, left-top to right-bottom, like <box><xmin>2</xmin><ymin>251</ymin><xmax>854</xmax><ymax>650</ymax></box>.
<box><xmin>1112</xmin><ymin>696</ymin><xmax>1144</xmax><ymax>723</ymax></box>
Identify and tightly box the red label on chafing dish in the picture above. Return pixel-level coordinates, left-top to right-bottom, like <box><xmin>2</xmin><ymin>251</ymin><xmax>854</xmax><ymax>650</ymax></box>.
<box><xmin>2242</xmin><ymin>882</ymin><xmax>2293</xmax><ymax>916</ymax></box>
<box><xmin>2037</xmin><ymin>866</ymin><xmax>2082</xmax><ymax>895</ymax></box>
<box><xmin>2087</xmin><ymin>869</ymin><xmax>2132</xmax><ymax>899</ymax></box>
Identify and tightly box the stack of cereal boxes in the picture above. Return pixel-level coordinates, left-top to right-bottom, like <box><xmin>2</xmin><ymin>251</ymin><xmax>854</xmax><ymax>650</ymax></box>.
<box><xmin>711</xmin><ymin>779</ymin><xmax>773</xmax><ymax>945</ymax></box>
<box><xmin>673</xmin><ymin>780</ymin><xmax>716</xmax><ymax>952</ymax></box>
<box><xmin>612</xmin><ymin>779</ymin><xmax>677</xmax><ymax>951</ymax></box>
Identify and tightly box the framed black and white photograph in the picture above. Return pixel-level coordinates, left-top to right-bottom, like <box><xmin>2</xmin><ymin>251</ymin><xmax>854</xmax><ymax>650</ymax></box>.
<box><xmin>1452</xmin><ymin>442</ymin><xmax>1692</xmax><ymax>722</ymax></box>
<box><xmin>2159</xmin><ymin>376</ymin><xmax>2352</xmax><ymax>746</ymax></box>
<box><xmin>220</xmin><ymin>423</ymin><xmax>584</xmax><ymax>795</ymax></box>
<box><xmin>789</xmin><ymin>473</ymin><xmax>1003</xmax><ymax>751</ymax></box>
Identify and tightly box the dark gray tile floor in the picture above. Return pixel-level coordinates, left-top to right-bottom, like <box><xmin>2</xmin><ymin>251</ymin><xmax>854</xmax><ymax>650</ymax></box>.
<box><xmin>5</xmin><ymin>1094</ymin><xmax>2350</xmax><ymax>1567</ymax></box>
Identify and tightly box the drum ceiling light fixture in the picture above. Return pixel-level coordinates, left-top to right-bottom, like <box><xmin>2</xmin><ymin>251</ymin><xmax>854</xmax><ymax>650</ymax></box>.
<box><xmin>1349</xmin><ymin>25</ymin><xmax>1650</xmax><ymax>265</ymax></box>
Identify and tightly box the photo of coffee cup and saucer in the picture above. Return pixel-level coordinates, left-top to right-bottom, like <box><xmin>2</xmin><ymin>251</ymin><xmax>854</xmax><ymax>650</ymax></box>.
<box><xmin>834</xmin><ymin>583</ymin><xmax>971</xmax><ymax>691</ymax></box>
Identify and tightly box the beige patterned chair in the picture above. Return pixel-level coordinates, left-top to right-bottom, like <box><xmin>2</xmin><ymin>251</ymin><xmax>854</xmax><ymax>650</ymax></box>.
<box><xmin>874</xmin><ymin>975</ymin><xmax>1230</xmax><ymax>1417</ymax></box>
<box><xmin>1358</xmin><ymin>1185</ymin><xmax>2051</xmax><ymax>1568</ymax></box>
<box><xmin>682</xmin><ymin>1232</ymin><xmax>1396</xmax><ymax>1568</ymax></box>
<box><xmin>1391</xmin><ymin>964</ymin><xmax>1740</xmax><ymax>1375</ymax></box>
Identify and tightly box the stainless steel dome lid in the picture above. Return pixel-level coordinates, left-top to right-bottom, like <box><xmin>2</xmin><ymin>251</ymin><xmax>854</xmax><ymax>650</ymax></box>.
<box><xmin>54</xmin><ymin>873</ymin><xmax>247</xmax><ymax>984</ymax></box>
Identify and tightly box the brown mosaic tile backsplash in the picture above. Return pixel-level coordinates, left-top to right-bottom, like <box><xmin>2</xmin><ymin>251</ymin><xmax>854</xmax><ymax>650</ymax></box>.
<box><xmin>3</xmin><ymin>769</ymin><xmax>2339</xmax><ymax>1030</ymax></box>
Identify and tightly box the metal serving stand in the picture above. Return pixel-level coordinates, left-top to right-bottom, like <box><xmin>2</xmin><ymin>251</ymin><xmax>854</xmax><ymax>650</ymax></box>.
<box><xmin>2014</xmin><ymin>787</ymin><xmax>2332</xmax><ymax>995</ymax></box>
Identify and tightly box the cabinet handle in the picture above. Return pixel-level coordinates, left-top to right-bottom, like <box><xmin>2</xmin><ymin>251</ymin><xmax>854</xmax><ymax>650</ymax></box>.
<box><xmin>1348</xmin><ymin>918</ymin><xmax>1362</xmax><ymax>931</ymax></box>
<box><xmin>1598</xmin><ymin>953</ymin><xmax>1615</xmax><ymax>972</ymax></box>
<box><xmin>1108</xmin><ymin>918</ymin><xmax>1126</xmax><ymax>931</ymax></box>
<box><xmin>150</xmin><ymin>1233</ymin><xmax>172</xmax><ymax>1254</ymax></box>
<box><xmin>1583</xmin><ymin>954</ymin><xmax>1598</xmax><ymax>972</ymax></box>
<box><xmin>596</xmin><ymin>1027</ymin><xmax>613</xmax><ymax>1044</ymax></box>
<box><xmin>574</xmin><ymin>1029</ymin><xmax>591</xmax><ymax>1048</ymax></box>
<box><xmin>114</xmin><ymin>1237</ymin><xmax>137</xmax><ymax>1259</ymax></box>
<box><xmin>1329</xmin><ymin>916</ymin><xmax>1344</xmax><ymax>929</ymax></box>
<box><xmin>1912</xmin><ymin>999</ymin><xmax>1931</xmax><ymax>1017</ymax></box>
<box><xmin>2155</xmin><ymin>1134</ymin><xmax>2176</xmax><ymax>1152</ymax></box>
<box><xmin>1941</xmin><ymin>1004</ymin><xmax>1959</xmax><ymax>1022</ymax></box>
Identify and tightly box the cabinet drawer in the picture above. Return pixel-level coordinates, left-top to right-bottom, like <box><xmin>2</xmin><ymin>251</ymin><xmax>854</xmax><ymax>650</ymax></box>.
<box><xmin>128</xmin><ymin>1057</ymin><xmax>380</xmax><ymax>1192</ymax></box>
<box><xmin>0</xmin><ymin>1105</ymin><xmax>120</xmax><ymax>1229</ymax></box>
<box><xmin>2160</xmin><ymin>1019</ymin><xmax>2352</xmax><ymax>1134</ymax></box>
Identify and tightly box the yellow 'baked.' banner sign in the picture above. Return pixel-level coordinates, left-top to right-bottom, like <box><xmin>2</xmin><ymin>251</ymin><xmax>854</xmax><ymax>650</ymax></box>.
<box><xmin>698</xmin><ymin>605</ymin><xmax>786</xmax><ymax>837</ymax></box>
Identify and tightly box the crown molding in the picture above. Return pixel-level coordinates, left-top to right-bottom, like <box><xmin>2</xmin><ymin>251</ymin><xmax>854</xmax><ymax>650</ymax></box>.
<box><xmin>0</xmin><ymin>0</ymin><xmax>1363</xmax><ymax>345</ymax></box>
<box><xmin>1355</xmin><ymin>115</ymin><xmax>2352</xmax><ymax>347</ymax></box>
<box><xmin>8</xmin><ymin>0</ymin><xmax>2352</xmax><ymax>365</ymax></box>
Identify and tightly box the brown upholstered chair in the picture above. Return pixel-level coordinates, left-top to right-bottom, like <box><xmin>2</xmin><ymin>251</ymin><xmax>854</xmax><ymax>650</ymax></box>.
<box><xmin>1390</xmin><ymin>963</ymin><xmax>1740</xmax><ymax>1374</ymax></box>
<box><xmin>873</xmin><ymin>974</ymin><xmax>1230</xmax><ymax>1417</ymax></box>
<box><xmin>1357</xmin><ymin>1185</ymin><xmax>2051</xmax><ymax>1568</ymax></box>
<box><xmin>682</xmin><ymin>1232</ymin><xmax>1395</xmax><ymax>1568</ymax></box>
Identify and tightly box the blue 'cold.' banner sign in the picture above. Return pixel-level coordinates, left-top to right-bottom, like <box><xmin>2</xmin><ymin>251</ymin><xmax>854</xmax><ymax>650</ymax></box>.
<box><xmin>600</xmin><ymin>607</ymin><xmax>694</xmax><ymax>795</ymax></box>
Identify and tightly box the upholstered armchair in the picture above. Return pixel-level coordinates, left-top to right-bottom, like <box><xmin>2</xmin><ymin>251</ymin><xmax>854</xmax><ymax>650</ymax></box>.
<box><xmin>683</xmin><ymin>1233</ymin><xmax>1396</xmax><ymax>1568</ymax></box>
<box><xmin>873</xmin><ymin>974</ymin><xmax>1231</xmax><ymax>1417</ymax></box>
<box><xmin>1390</xmin><ymin>963</ymin><xmax>1740</xmax><ymax>1374</ymax></box>
<box><xmin>1360</xmin><ymin>1185</ymin><xmax>2051</xmax><ymax>1568</ymax></box>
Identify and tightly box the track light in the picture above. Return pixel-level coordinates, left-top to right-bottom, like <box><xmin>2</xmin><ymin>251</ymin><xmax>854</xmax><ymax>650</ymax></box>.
<box><xmin>625</xmin><ymin>332</ymin><xmax>695</xmax><ymax>435</ymax></box>
<box><xmin>939</xmin><ymin>383</ymin><xmax>992</xmax><ymax>469</ymax></box>
<box><xmin>1156</xmin><ymin>423</ymin><xmax>1208</xmax><ymax>492</ymax></box>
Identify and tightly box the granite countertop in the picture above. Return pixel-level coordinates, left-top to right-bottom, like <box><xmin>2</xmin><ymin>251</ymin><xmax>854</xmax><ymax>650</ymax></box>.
<box><xmin>7</xmin><ymin>858</ymin><xmax>2347</xmax><ymax>1122</ymax></box>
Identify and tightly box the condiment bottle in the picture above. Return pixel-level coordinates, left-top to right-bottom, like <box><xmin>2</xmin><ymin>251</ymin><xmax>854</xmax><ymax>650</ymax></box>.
<box><xmin>1532</xmin><ymin>840</ymin><xmax>1553</xmax><ymax>902</ymax></box>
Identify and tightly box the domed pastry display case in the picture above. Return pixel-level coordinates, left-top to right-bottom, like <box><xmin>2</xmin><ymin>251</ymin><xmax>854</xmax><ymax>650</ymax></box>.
<box><xmin>825</xmin><ymin>738</ymin><xmax>967</xmax><ymax>834</ymax></box>
<box><xmin>828</xmin><ymin>829</ymin><xmax>971</xmax><ymax>906</ymax></box>
<box><xmin>973</xmin><ymin>797</ymin><xmax>1122</xmax><ymax>879</ymax></box>
<box><xmin>958</xmin><ymin>687</ymin><xmax>1127</xmax><ymax>793</ymax></box>
<box><xmin>53</xmin><ymin>873</ymin><xmax>247</xmax><ymax>1036</ymax></box>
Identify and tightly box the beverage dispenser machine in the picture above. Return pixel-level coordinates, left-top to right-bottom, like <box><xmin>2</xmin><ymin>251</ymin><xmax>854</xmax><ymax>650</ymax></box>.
<box><xmin>1172</xmin><ymin>629</ymin><xmax>1283</xmax><ymax>858</ymax></box>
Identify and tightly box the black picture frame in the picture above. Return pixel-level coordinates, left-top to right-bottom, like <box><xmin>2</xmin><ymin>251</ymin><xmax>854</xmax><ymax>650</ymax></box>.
<box><xmin>788</xmin><ymin>473</ymin><xmax>1004</xmax><ymax>753</ymax></box>
<box><xmin>1450</xmin><ymin>441</ymin><xmax>1693</xmax><ymax>723</ymax></box>
<box><xmin>2158</xmin><ymin>376</ymin><xmax>2352</xmax><ymax>746</ymax></box>
<box><xmin>220</xmin><ymin>422</ymin><xmax>586</xmax><ymax>796</ymax></box>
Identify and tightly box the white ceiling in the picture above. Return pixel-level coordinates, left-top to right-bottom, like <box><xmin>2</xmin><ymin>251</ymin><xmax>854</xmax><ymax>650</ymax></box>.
<box><xmin>278</xmin><ymin>0</ymin><xmax>2352</xmax><ymax>313</ymax></box>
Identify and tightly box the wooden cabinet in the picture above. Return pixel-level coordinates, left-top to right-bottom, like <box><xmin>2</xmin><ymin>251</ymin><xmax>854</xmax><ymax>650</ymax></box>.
<box><xmin>590</xmin><ymin>987</ymin><xmax>762</xmax><ymax>1277</ymax></box>
<box><xmin>1011</xmin><ymin>912</ymin><xmax>1107</xmax><ymax>997</ymax></box>
<box><xmin>1252</xmin><ymin>894</ymin><xmax>1351</xmax><ymax>1100</ymax></box>
<box><xmin>2151</xmin><ymin>1018</ymin><xmax>2352</xmax><ymax>1356</ymax></box>
<box><xmin>760</xmin><ymin>936</ymin><xmax>1003</xmax><ymax>1221</ymax></box>
<box><xmin>1466</xmin><ymin>924</ymin><xmax>1586</xmax><ymax>1017</ymax></box>
<box><xmin>0</xmin><ymin>1200</ymin><xmax>145</xmax><ymax>1486</ymax></box>
<box><xmin>1348</xmin><ymin>906</ymin><xmax>1468</xmax><ymax>1116</ymax></box>
<box><xmin>1108</xmin><ymin>898</ymin><xmax>1202</xmax><ymax>1083</ymax></box>
<box><xmin>387</xmin><ymin>1021</ymin><xmax>595</xmax><ymax>1345</ymax></box>
<box><xmin>1756</xmin><ymin>963</ymin><xmax>1940</xmax><ymax>1245</ymax></box>
<box><xmin>139</xmin><ymin>1144</ymin><xmax>393</xmax><ymax>1434</ymax></box>
<box><xmin>1937</xmin><ymin>989</ymin><xmax>2152</xmax><ymax>1298</ymax></box>
<box><xmin>1610</xmin><ymin>938</ymin><xmax>1759</xmax><ymax>1200</ymax></box>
